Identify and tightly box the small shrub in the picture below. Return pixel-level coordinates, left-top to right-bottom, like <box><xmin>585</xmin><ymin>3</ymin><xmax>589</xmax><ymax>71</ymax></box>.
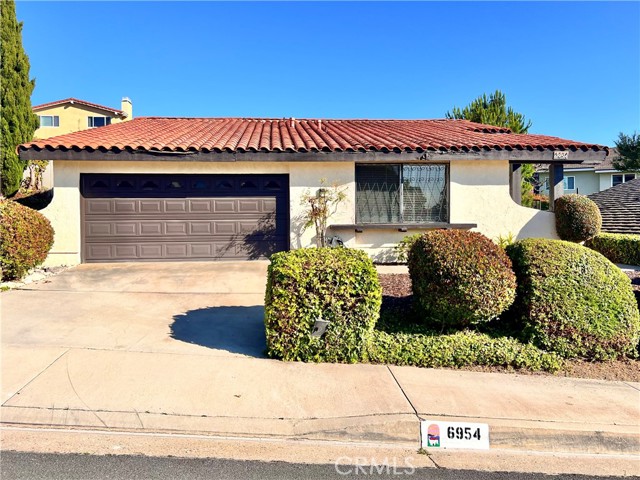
<box><xmin>0</xmin><ymin>200</ymin><xmax>54</xmax><ymax>281</ymax></box>
<box><xmin>495</xmin><ymin>232</ymin><xmax>516</xmax><ymax>249</ymax></box>
<box><xmin>506</xmin><ymin>239</ymin><xmax>640</xmax><ymax>360</ymax></box>
<box><xmin>394</xmin><ymin>233</ymin><xmax>421</xmax><ymax>263</ymax></box>
<box><xmin>586</xmin><ymin>233</ymin><xmax>640</xmax><ymax>266</ymax></box>
<box><xmin>264</xmin><ymin>247</ymin><xmax>382</xmax><ymax>363</ymax></box>
<box><xmin>367</xmin><ymin>330</ymin><xmax>562</xmax><ymax>372</ymax></box>
<box><xmin>554</xmin><ymin>194</ymin><xmax>602</xmax><ymax>242</ymax></box>
<box><xmin>407</xmin><ymin>230</ymin><xmax>517</xmax><ymax>329</ymax></box>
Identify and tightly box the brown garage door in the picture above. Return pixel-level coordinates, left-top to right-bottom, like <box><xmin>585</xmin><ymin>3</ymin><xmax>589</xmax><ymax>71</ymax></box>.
<box><xmin>81</xmin><ymin>174</ymin><xmax>289</xmax><ymax>262</ymax></box>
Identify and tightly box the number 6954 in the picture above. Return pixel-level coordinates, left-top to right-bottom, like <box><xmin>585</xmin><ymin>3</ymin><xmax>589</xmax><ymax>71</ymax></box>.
<box><xmin>447</xmin><ymin>426</ymin><xmax>481</xmax><ymax>441</ymax></box>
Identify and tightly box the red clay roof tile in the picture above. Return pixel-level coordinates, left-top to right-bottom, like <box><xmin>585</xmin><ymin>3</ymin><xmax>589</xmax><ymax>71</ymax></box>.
<box><xmin>20</xmin><ymin>117</ymin><xmax>606</xmax><ymax>154</ymax></box>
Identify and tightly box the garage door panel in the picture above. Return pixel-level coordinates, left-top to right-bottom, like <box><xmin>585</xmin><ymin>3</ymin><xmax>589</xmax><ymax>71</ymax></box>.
<box><xmin>165</xmin><ymin>222</ymin><xmax>188</xmax><ymax>235</ymax></box>
<box><xmin>140</xmin><ymin>200</ymin><xmax>163</xmax><ymax>213</ymax></box>
<box><xmin>81</xmin><ymin>174</ymin><xmax>288</xmax><ymax>262</ymax></box>
<box><xmin>213</xmin><ymin>200</ymin><xmax>236</xmax><ymax>213</ymax></box>
<box><xmin>86</xmin><ymin>200</ymin><xmax>112</xmax><ymax>214</ymax></box>
<box><xmin>140</xmin><ymin>245</ymin><xmax>163</xmax><ymax>258</ymax></box>
<box><xmin>140</xmin><ymin>222</ymin><xmax>163</xmax><ymax>235</ymax></box>
<box><xmin>166</xmin><ymin>200</ymin><xmax>187</xmax><ymax>212</ymax></box>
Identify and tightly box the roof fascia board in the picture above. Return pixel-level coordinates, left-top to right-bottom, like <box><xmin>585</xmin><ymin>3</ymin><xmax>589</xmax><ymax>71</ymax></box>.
<box><xmin>19</xmin><ymin>148</ymin><xmax>607</xmax><ymax>163</ymax></box>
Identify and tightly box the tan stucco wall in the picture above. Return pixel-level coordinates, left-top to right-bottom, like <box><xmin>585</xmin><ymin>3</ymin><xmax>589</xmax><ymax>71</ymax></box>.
<box><xmin>42</xmin><ymin>159</ymin><xmax>556</xmax><ymax>266</ymax></box>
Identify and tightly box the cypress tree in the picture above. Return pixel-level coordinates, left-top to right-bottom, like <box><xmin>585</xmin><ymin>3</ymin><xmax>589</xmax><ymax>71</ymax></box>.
<box><xmin>1</xmin><ymin>0</ymin><xmax>38</xmax><ymax>197</ymax></box>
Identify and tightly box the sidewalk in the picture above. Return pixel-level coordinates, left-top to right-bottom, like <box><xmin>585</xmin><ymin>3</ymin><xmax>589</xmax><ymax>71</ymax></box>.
<box><xmin>2</xmin><ymin>343</ymin><xmax>639</xmax><ymax>456</ymax></box>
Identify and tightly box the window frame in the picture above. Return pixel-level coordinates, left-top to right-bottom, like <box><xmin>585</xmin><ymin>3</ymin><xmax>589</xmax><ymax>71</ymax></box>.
<box><xmin>612</xmin><ymin>173</ymin><xmax>636</xmax><ymax>187</ymax></box>
<box><xmin>355</xmin><ymin>163</ymin><xmax>450</xmax><ymax>225</ymax></box>
<box><xmin>38</xmin><ymin>115</ymin><xmax>59</xmax><ymax>127</ymax></box>
<box><xmin>88</xmin><ymin>116</ymin><xmax>112</xmax><ymax>128</ymax></box>
<box><xmin>563</xmin><ymin>176</ymin><xmax>576</xmax><ymax>190</ymax></box>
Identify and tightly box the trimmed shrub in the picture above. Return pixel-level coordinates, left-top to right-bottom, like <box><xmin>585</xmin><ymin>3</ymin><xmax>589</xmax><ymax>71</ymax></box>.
<box><xmin>264</xmin><ymin>247</ymin><xmax>382</xmax><ymax>363</ymax></box>
<box><xmin>0</xmin><ymin>200</ymin><xmax>54</xmax><ymax>281</ymax></box>
<box><xmin>554</xmin><ymin>194</ymin><xmax>602</xmax><ymax>242</ymax></box>
<box><xmin>407</xmin><ymin>230</ymin><xmax>517</xmax><ymax>329</ymax></box>
<box><xmin>506</xmin><ymin>239</ymin><xmax>640</xmax><ymax>360</ymax></box>
<box><xmin>367</xmin><ymin>330</ymin><xmax>562</xmax><ymax>372</ymax></box>
<box><xmin>586</xmin><ymin>233</ymin><xmax>640</xmax><ymax>266</ymax></box>
<box><xmin>394</xmin><ymin>233</ymin><xmax>421</xmax><ymax>263</ymax></box>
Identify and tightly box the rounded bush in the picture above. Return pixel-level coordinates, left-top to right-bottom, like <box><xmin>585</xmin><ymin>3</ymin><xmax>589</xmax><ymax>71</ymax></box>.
<box><xmin>555</xmin><ymin>194</ymin><xmax>602</xmax><ymax>242</ymax></box>
<box><xmin>0</xmin><ymin>200</ymin><xmax>54</xmax><ymax>281</ymax></box>
<box><xmin>264</xmin><ymin>247</ymin><xmax>382</xmax><ymax>363</ymax></box>
<box><xmin>407</xmin><ymin>230</ymin><xmax>517</xmax><ymax>329</ymax></box>
<box><xmin>506</xmin><ymin>239</ymin><xmax>640</xmax><ymax>360</ymax></box>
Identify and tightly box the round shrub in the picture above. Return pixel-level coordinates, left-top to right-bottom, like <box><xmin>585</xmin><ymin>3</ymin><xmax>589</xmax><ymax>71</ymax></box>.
<box><xmin>407</xmin><ymin>230</ymin><xmax>517</xmax><ymax>329</ymax></box>
<box><xmin>555</xmin><ymin>194</ymin><xmax>602</xmax><ymax>242</ymax></box>
<box><xmin>0</xmin><ymin>200</ymin><xmax>54</xmax><ymax>281</ymax></box>
<box><xmin>264</xmin><ymin>247</ymin><xmax>382</xmax><ymax>363</ymax></box>
<box><xmin>506</xmin><ymin>239</ymin><xmax>640</xmax><ymax>360</ymax></box>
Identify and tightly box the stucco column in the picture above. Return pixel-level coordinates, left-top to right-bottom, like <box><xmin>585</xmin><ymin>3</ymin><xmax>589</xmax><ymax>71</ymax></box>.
<box><xmin>548</xmin><ymin>163</ymin><xmax>564</xmax><ymax>212</ymax></box>
<box><xmin>509</xmin><ymin>163</ymin><xmax>522</xmax><ymax>205</ymax></box>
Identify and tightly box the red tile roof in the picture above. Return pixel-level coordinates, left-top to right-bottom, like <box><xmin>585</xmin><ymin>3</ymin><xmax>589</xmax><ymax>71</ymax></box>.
<box><xmin>32</xmin><ymin>98</ymin><xmax>126</xmax><ymax>116</ymax></box>
<box><xmin>20</xmin><ymin>117</ymin><xmax>605</xmax><ymax>154</ymax></box>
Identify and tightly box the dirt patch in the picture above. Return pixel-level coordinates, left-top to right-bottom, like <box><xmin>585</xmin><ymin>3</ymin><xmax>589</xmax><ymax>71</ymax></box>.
<box><xmin>378</xmin><ymin>272</ymin><xmax>640</xmax><ymax>382</ymax></box>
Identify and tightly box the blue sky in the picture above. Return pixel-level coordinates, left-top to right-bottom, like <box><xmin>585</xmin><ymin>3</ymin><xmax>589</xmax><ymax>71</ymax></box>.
<box><xmin>16</xmin><ymin>1</ymin><xmax>640</xmax><ymax>146</ymax></box>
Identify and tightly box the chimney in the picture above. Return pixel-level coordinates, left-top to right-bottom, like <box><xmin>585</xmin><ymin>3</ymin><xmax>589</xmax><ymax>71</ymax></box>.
<box><xmin>121</xmin><ymin>97</ymin><xmax>133</xmax><ymax>121</ymax></box>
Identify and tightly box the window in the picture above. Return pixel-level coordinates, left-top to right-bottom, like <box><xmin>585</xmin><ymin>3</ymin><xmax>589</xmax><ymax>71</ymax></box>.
<box><xmin>38</xmin><ymin>115</ymin><xmax>59</xmax><ymax>127</ymax></box>
<box><xmin>612</xmin><ymin>173</ymin><xmax>636</xmax><ymax>187</ymax></box>
<box><xmin>356</xmin><ymin>164</ymin><xmax>448</xmax><ymax>224</ymax></box>
<box><xmin>88</xmin><ymin>116</ymin><xmax>112</xmax><ymax>128</ymax></box>
<box><xmin>563</xmin><ymin>176</ymin><xmax>575</xmax><ymax>190</ymax></box>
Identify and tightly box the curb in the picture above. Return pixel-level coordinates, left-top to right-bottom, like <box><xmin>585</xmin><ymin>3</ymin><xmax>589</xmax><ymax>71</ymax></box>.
<box><xmin>3</xmin><ymin>405</ymin><xmax>638</xmax><ymax>456</ymax></box>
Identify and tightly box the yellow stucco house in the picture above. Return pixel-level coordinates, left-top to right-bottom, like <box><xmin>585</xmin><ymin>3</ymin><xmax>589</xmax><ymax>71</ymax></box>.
<box><xmin>18</xmin><ymin>117</ymin><xmax>607</xmax><ymax>266</ymax></box>
<box><xmin>32</xmin><ymin>97</ymin><xmax>133</xmax><ymax>186</ymax></box>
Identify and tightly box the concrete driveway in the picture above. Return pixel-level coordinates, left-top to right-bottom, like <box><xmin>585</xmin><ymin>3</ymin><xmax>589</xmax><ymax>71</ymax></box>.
<box><xmin>1</xmin><ymin>261</ymin><xmax>269</xmax><ymax>357</ymax></box>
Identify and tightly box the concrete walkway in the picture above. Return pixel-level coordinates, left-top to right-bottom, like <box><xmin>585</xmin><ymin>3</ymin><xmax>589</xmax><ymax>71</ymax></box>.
<box><xmin>1</xmin><ymin>262</ymin><xmax>639</xmax><ymax>463</ymax></box>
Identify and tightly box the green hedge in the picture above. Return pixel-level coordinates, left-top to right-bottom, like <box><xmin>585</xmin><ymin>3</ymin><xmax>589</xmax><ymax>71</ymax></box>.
<box><xmin>264</xmin><ymin>247</ymin><xmax>382</xmax><ymax>363</ymax></box>
<box><xmin>506</xmin><ymin>238</ymin><xmax>640</xmax><ymax>360</ymax></box>
<box><xmin>408</xmin><ymin>230</ymin><xmax>517</xmax><ymax>329</ymax></box>
<box><xmin>0</xmin><ymin>200</ymin><xmax>54</xmax><ymax>281</ymax></box>
<box><xmin>586</xmin><ymin>233</ymin><xmax>640</xmax><ymax>266</ymax></box>
<box><xmin>368</xmin><ymin>330</ymin><xmax>562</xmax><ymax>372</ymax></box>
<box><xmin>554</xmin><ymin>194</ymin><xmax>602</xmax><ymax>242</ymax></box>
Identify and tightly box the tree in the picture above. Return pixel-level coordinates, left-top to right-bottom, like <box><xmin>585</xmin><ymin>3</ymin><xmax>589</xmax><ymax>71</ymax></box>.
<box><xmin>446</xmin><ymin>90</ymin><xmax>536</xmax><ymax>206</ymax></box>
<box><xmin>300</xmin><ymin>179</ymin><xmax>347</xmax><ymax>248</ymax></box>
<box><xmin>612</xmin><ymin>131</ymin><xmax>639</xmax><ymax>172</ymax></box>
<box><xmin>1</xmin><ymin>0</ymin><xmax>38</xmax><ymax>197</ymax></box>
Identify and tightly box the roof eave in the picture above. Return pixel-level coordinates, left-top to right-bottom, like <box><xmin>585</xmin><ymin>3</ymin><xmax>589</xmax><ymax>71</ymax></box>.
<box><xmin>18</xmin><ymin>146</ymin><xmax>608</xmax><ymax>163</ymax></box>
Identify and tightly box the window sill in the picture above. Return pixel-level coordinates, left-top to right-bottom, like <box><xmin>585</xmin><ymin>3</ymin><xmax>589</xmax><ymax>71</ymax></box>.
<box><xmin>329</xmin><ymin>223</ymin><xmax>477</xmax><ymax>233</ymax></box>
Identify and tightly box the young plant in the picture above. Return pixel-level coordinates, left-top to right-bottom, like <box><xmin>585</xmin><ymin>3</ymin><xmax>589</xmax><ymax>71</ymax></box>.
<box><xmin>300</xmin><ymin>179</ymin><xmax>347</xmax><ymax>248</ymax></box>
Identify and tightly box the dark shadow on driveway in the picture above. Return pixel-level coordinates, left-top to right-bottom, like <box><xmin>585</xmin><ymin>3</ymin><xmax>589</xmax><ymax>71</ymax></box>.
<box><xmin>170</xmin><ymin>306</ymin><xmax>267</xmax><ymax>357</ymax></box>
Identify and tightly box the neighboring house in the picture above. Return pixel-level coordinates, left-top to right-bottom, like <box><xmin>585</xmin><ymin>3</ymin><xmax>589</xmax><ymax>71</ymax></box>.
<box><xmin>18</xmin><ymin>118</ymin><xmax>606</xmax><ymax>266</ymax></box>
<box><xmin>588</xmin><ymin>178</ymin><xmax>640</xmax><ymax>235</ymax></box>
<box><xmin>536</xmin><ymin>149</ymin><xmax>636</xmax><ymax>196</ymax></box>
<box><xmin>31</xmin><ymin>97</ymin><xmax>133</xmax><ymax>187</ymax></box>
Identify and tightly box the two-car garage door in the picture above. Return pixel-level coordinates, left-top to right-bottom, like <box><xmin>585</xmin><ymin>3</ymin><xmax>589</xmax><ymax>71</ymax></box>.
<box><xmin>80</xmin><ymin>174</ymin><xmax>289</xmax><ymax>262</ymax></box>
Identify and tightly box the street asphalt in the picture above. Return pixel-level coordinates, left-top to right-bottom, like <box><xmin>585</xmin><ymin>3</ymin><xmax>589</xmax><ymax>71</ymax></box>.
<box><xmin>2</xmin><ymin>451</ymin><xmax>637</xmax><ymax>480</ymax></box>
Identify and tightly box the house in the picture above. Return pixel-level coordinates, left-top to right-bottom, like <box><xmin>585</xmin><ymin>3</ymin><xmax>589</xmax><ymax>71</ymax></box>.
<box><xmin>33</xmin><ymin>97</ymin><xmax>133</xmax><ymax>137</ymax></box>
<box><xmin>18</xmin><ymin>117</ymin><xmax>607</xmax><ymax>265</ymax></box>
<box><xmin>588</xmin><ymin>178</ymin><xmax>640</xmax><ymax>235</ymax></box>
<box><xmin>31</xmin><ymin>97</ymin><xmax>133</xmax><ymax>187</ymax></box>
<box><xmin>536</xmin><ymin>149</ymin><xmax>636</xmax><ymax>196</ymax></box>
